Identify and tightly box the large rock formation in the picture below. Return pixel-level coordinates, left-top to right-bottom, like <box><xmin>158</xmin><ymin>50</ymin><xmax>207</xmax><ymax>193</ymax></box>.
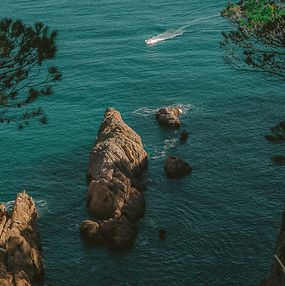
<box><xmin>81</xmin><ymin>108</ymin><xmax>148</xmax><ymax>248</ymax></box>
<box><xmin>0</xmin><ymin>192</ymin><xmax>43</xmax><ymax>286</ymax></box>
<box><xmin>260</xmin><ymin>206</ymin><xmax>285</xmax><ymax>286</ymax></box>
<box><xmin>156</xmin><ymin>107</ymin><xmax>182</xmax><ymax>128</ymax></box>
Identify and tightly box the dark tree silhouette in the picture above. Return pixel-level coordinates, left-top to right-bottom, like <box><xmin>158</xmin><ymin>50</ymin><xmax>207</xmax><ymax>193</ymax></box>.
<box><xmin>265</xmin><ymin>120</ymin><xmax>285</xmax><ymax>165</ymax></box>
<box><xmin>221</xmin><ymin>1</ymin><xmax>285</xmax><ymax>164</ymax></box>
<box><xmin>221</xmin><ymin>0</ymin><xmax>285</xmax><ymax>79</ymax></box>
<box><xmin>0</xmin><ymin>18</ymin><xmax>61</xmax><ymax>128</ymax></box>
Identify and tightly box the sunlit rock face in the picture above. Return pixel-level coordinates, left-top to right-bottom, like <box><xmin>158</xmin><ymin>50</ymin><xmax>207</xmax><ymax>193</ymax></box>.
<box><xmin>0</xmin><ymin>192</ymin><xmax>43</xmax><ymax>286</ymax></box>
<box><xmin>81</xmin><ymin>107</ymin><xmax>148</xmax><ymax>248</ymax></box>
<box><xmin>156</xmin><ymin>107</ymin><xmax>182</xmax><ymax>128</ymax></box>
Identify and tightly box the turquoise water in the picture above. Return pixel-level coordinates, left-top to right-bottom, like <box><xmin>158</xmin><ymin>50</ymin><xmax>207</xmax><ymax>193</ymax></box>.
<box><xmin>1</xmin><ymin>0</ymin><xmax>285</xmax><ymax>285</ymax></box>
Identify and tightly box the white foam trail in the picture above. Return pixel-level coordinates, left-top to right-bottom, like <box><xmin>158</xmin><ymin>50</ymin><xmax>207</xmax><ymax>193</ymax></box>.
<box><xmin>145</xmin><ymin>28</ymin><xmax>185</xmax><ymax>46</ymax></box>
<box><xmin>35</xmin><ymin>199</ymin><xmax>48</xmax><ymax>217</ymax></box>
<box><xmin>151</xmin><ymin>137</ymin><xmax>178</xmax><ymax>160</ymax></box>
<box><xmin>2</xmin><ymin>199</ymin><xmax>46</xmax><ymax>217</ymax></box>
<box><xmin>145</xmin><ymin>14</ymin><xmax>219</xmax><ymax>46</ymax></box>
<box><xmin>4</xmin><ymin>200</ymin><xmax>15</xmax><ymax>212</ymax></box>
<box><xmin>176</xmin><ymin>103</ymin><xmax>194</xmax><ymax>114</ymax></box>
<box><xmin>133</xmin><ymin>107</ymin><xmax>156</xmax><ymax>117</ymax></box>
<box><xmin>181</xmin><ymin>14</ymin><xmax>219</xmax><ymax>29</ymax></box>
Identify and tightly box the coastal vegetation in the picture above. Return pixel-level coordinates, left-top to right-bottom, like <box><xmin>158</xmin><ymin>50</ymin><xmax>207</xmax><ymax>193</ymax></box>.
<box><xmin>222</xmin><ymin>1</ymin><xmax>285</xmax><ymax>284</ymax></box>
<box><xmin>0</xmin><ymin>18</ymin><xmax>61</xmax><ymax>128</ymax></box>
<box><xmin>221</xmin><ymin>0</ymin><xmax>285</xmax><ymax>164</ymax></box>
<box><xmin>221</xmin><ymin>0</ymin><xmax>285</xmax><ymax>78</ymax></box>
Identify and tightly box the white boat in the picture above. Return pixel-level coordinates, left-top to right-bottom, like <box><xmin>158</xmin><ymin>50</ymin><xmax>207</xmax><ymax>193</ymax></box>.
<box><xmin>144</xmin><ymin>37</ymin><xmax>163</xmax><ymax>46</ymax></box>
<box><xmin>145</xmin><ymin>28</ymin><xmax>184</xmax><ymax>46</ymax></box>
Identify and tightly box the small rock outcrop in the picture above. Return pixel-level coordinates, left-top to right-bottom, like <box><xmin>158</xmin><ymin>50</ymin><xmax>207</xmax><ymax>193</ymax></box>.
<box><xmin>156</xmin><ymin>107</ymin><xmax>182</xmax><ymax>128</ymax></box>
<box><xmin>0</xmin><ymin>192</ymin><xmax>43</xmax><ymax>286</ymax></box>
<box><xmin>81</xmin><ymin>108</ymin><xmax>148</xmax><ymax>248</ymax></box>
<box><xmin>164</xmin><ymin>156</ymin><xmax>192</xmax><ymax>178</ymax></box>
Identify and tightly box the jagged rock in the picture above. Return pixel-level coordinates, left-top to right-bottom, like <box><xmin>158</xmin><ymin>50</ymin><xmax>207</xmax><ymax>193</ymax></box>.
<box><xmin>164</xmin><ymin>156</ymin><xmax>192</xmax><ymax>178</ymax></box>
<box><xmin>81</xmin><ymin>107</ymin><xmax>148</xmax><ymax>248</ymax></box>
<box><xmin>156</xmin><ymin>107</ymin><xmax>182</xmax><ymax>128</ymax></box>
<box><xmin>0</xmin><ymin>192</ymin><xmax>43</xmax><ymax>286</ymax></box>
<box><xmin>80</xmin><ymin>220</ymin><xmax>102</xmax><ymax>242</ymax></box>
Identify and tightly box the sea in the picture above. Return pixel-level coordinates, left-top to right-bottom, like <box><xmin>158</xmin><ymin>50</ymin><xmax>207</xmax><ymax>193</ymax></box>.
<box><xmin>1</xmin><ymin>0</ymin><xmax>285</xmax><ymax>285</ymax></box>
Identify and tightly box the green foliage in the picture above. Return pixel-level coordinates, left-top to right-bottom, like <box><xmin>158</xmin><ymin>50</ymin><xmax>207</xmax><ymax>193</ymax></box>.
<box><xmin>221</xmin><ymin>3</ymin><xmax>242</xmax><ymax>18</ymax></box>
<box><xmin>221</xmin><ymin>0</ymin><xmax>285</xmax><ymax>78</ymax></box>
<box><xmin>223</xmin><ymin>0</ymin><xmax>285</xmax><ymax>27</ymax></box>
<box><xmin>0</xmin><ymin>18</ymin><xmax>61</xmax><ymax>128</ymax></box>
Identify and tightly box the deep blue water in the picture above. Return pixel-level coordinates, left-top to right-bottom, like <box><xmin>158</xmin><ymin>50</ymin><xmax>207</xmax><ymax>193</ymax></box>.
<box><xmin>1</xmin><ymin>0</ymin><xmax>285</xmax><ymax>285</ymax></box>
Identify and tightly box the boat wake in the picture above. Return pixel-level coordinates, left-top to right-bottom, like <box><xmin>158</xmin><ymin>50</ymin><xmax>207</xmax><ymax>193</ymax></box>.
<box><xmin>145</xmin><ymin>28</ymin><xmax>185</xmax><ymax>46</ymax></box>
<box><xmin>145</xmin><ymin>14</ymin><xmax>218</xmax><ymax>46</ymax></box>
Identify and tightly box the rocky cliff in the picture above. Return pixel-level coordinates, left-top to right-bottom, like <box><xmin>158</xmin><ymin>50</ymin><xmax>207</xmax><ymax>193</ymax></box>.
<box><xmin>261</xmin><ymin>206</ymin><xmax>285</xmax><ymax>286</ymax></box>
<box><xmin>0</xmin><ymin>192</ymin><xmax>43</xmax><ymax>286</ymax></box>
<box><xmin>81</xmin><ymin>107</ymin><xmax>148</xmax><ymax>248</ymax></box>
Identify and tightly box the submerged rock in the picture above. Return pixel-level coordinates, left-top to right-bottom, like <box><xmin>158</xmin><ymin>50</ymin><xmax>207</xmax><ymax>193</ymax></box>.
<box><xmin>265</xmin><ymin>135</ymin><xmax>285</xmax><ymax>144</ymax></box>
<box><xmin>159</xmin><ymin>229</ymin><xmax>166</xmax><ymax>240</ymax></box>
<box><xmin>81</xmin><ymin>107</ymin><xmax>148</xmax><ymax>248</ymax></box>
<box><xmin>156</xmin><ymin>107</ymin><xmax>182</xmax><ymax>128</ymax></box>
<box><xmin>180</xmin><ymin>130</ymin><xmax>189</xmax><ymax>144</ymax></box>
<box><xmin>0</xmin><ymin>192</ymin><xmax>43</xmax><ymax>286</ymax></box>
<box><xmin>272</xmin><ymin>156</ymin><xmax>285</xmax><ymax>166</ymax></box>
<box><xmin>164</xmin><ymin>156</ymin><xmax>192</xmax><ymax>178</ymax></box>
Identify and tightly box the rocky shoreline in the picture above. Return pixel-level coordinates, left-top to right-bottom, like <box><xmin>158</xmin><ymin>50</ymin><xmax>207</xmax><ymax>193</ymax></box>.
<box><xmin>260</xmin><ymin>207</ymin><xmax>285</xmax><ymax>286</ymax></box>
<box><xmin>3</xmin><ymin>106</ymin><xmax>284</xmax><ymax>285</ymax></box>
<box><xmin>0</xmin><ymin>192</ymin><xmax>43</xmax><ymax>286</ymax></box>
<box><xmin>80</xmin><ymin>107</ymin><xmax>148</xmax><ymax>248</ymax></box>
<box><xmin>0</xmin><ymin>105</ymin><xmax>190</xmax><ymax>284</ymax></box>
